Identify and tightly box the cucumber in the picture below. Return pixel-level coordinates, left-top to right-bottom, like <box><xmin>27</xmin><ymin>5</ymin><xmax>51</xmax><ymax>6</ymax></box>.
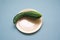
<box><xmin>13</xmin><ymin>11</ymin><xmax>42</xmax><ymax>24</ymax></box>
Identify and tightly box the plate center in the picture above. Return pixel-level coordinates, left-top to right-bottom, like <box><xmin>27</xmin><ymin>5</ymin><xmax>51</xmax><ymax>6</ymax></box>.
<box><xmin>19</xmin><ymin>19</ymin><xmax>35</xmax><ymax>28</ymax></box>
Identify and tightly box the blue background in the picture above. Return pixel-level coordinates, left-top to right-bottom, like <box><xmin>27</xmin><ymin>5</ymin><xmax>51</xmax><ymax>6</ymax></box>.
<box><xmin>0</xmin><ymin>0</ymin><xmax>60</xmax><ymax>40</ymax></box>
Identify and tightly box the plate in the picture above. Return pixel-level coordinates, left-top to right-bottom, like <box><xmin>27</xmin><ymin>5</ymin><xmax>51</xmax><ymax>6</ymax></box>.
<box><xmin>16</xmin><ymin>9</ymin><xmax>42</xmax><ymax>34</ymax></box>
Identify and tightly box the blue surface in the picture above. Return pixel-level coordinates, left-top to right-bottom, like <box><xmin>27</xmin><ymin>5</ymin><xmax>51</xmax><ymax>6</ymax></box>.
<box><xmin>0</xmin><ymin>0</ymin><xmax>60</xmax><ymax>40</ymax></box>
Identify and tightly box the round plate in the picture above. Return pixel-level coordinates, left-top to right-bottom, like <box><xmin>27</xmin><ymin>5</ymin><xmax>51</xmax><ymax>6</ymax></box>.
<box><xmin>16</xmin><ymin>9</ymin><xmax>43</xmax><ymax>34</ymax></box>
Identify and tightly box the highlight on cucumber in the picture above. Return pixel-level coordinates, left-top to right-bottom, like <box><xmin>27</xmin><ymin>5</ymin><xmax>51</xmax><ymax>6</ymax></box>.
<box><xmin>13</xmin><ymin>9</ymin><xmax>42</xmax><ymax>24</ymax></box>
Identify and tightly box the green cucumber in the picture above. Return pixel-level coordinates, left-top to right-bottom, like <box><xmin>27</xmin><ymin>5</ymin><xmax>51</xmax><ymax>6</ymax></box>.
<box><xmin>13</xmin><ymin>11</ymin><xmax>42</xmax><ymax>24</ymax></box>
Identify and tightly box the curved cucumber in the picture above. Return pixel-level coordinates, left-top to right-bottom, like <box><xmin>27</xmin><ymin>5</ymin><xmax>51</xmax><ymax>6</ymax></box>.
<box><xmin>13</xmin><ymin>11</ymin><xmax>42</xmax><ymax>24</ymax></box>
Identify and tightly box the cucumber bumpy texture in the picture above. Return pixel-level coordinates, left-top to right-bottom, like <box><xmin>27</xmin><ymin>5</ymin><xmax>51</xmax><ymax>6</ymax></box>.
<box><xmin>13</xmin><ymin>11</ymin><xmax>42</xmax><ymax>24</ymax></box>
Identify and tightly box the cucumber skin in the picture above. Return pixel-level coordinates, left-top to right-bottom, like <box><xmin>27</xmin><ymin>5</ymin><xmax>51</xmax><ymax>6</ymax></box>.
<box><xmin>13</xmin><ymin>11</ymin><xmax>42</xmax><ymax>24</ymax></box>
